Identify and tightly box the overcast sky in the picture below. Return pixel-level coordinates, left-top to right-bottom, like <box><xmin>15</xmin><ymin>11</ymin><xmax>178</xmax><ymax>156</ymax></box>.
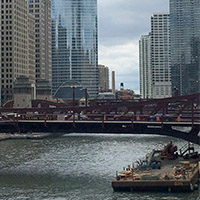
<box><xmin>98</xmin><ymin>0</ymin><xmax>169</xmax><ymax>93</ymax></box>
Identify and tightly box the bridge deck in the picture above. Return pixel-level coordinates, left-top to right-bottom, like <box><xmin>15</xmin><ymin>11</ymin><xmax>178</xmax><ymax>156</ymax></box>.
<box><xmin>15</xmin><ymin>120</ymin><xmax>200</xmax><ymax>126</ymax></box>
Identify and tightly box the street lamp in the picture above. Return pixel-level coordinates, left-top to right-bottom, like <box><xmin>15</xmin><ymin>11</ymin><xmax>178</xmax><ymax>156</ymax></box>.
<box><xmin>85</xmin><ymin>88</ymin><xmax>88</xmax><ymax>107</ymax></box>
<box><xmin>72</xmin><ymin>86</ymin><xmax>75</xmax><ymax>107</ymax></box>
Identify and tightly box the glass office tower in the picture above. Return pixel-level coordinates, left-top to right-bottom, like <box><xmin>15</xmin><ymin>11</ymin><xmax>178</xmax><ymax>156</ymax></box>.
<box><xmin>52</xmin><ymin>0</ymin><xmax>98</xmax><ymax>98</ymax></box>
<box><xmin>170</xmin><ymin>0</ymin><xmax>200</xmax><ymax>95</ymax></box>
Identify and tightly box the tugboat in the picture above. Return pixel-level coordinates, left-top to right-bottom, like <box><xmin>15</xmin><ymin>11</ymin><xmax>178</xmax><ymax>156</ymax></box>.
<box><xmin>112</xmin><ymin>142</ymin><xmax>199</xmax><ymax>192</ymax></box>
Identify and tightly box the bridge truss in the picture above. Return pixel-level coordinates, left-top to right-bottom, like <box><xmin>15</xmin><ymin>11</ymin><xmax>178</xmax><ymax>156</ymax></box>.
<box><xmin>0</xmin><ymin>93</ymin><xmax>199</xmax><ymax>144</ymax></box>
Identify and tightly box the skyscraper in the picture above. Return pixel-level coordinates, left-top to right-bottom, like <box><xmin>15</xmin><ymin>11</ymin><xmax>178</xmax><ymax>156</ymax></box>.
<box><xmin>139</xmin><ymin>14</ymin><xmax>171</xmax><ymax>99</ymax></box>
<box><xmin>170</xmin><ymin>0</ymin><xmax>200</xmax><ymax>95</ymax></box>
<box><xmin>0</xmin><ymin>5</ymin><xmax>1</xmax><ymax>106</ymax></box>
<box><xmin>139</xmin><ymin>34</ymin><xmax>151</xmax><ymax>99</ymax></box>
<box><xmin>98</xmin><ymin>65</ymin><xmax>109</xmax><ymax>91</ymax></box>
<box><xmin>1</xmin><ymin>0</ymin><xmax>35</xmax><ymax>104</ymax></box>
<box><xmin>28</xmin><ymin>0</ymin><xmax>52</xmax><ymax>86</ymax></box>
<box><xmin>52</xmin><ymin>0</ymin><xmax>98</xmax><ymax>99</ymax></box>
<box><xmin>151</xmin><ymin>13</ymin><xmax>171</xmax><ymax>98</ymax></box>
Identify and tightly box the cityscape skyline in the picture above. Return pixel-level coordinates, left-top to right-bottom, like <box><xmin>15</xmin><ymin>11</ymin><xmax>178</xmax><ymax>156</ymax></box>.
<box><xmin>98</xmin><ymin>0</ymin><xmax>169</xmax><ymax>92</ymax></box>
<box><xmin>1</xmin><ymin>0</ymin><xmax>199</xmax><ymax>105</ymax></box>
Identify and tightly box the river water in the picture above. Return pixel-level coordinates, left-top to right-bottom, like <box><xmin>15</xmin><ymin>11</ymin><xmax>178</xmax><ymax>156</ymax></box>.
<box><xmin>0</xmin><ymin>133</ymin><xmax>199</xmax><ymax>200</ymax></box>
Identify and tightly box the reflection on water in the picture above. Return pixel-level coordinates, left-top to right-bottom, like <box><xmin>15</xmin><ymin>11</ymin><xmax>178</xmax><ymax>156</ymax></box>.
<box><xmin>0</xmin><ymin>133</ymin><xmax>199</xmax><ymax>199</ymax></box>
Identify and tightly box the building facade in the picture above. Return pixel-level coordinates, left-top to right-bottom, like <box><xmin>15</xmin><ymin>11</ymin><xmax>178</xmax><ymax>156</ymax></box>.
<box><xmin>139</xmin><ymin>34</ymin><xmax>151</xmax><ymax>99</ymax></box>
<box><xmin>170</xmin><ymin>0</ymin><xmax>200</xmax><ymax>95</ymax></box>
<box><xmin>52</xmin><ymin>0</ymin><xmax>98</xmax><ymax>99</ymax></box>
<box><xmin>151</xmin><ymin>13</ymin><xmax>171</xmax><ymax>98</ymax></box>
<box><xmin>0</xmin><ymin>5</ymin><xmax>1</xmax><ymax>106</ymax></box>
<box><xmin>0</xmin><ymin>0</ymin><xmax>35</xmax><ymax>104</ymax></box>
<box><xmin>98</xmin><ymin>65</ymin><xmax>109</xmax><ymax>91</ymax></box>
<box><xmin>28</xmin><ymin>0</ymin><xmax>52</xmax><ymax>91</ymax></box>
<box><xmin>13</xmin><ymin>76</ymin><xmax>35</xmax><ymax>108</ymax></box>
<box><xmin>139</xmin><ymin>13</ymin><xmax>171</xmax><ymax>99</ymax></box>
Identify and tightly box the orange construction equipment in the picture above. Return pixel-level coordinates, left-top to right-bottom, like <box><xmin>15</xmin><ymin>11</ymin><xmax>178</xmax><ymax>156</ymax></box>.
<box><xmin>156</xmin><ymin>115</ymin><xmax>160</xmax><ymax>121</ymax></box>
<box><xmin>161</xmin><ymin>141</ymin><xmax>178</xmax><ymax>159</ymax></box>
<box><xmin>136</xmin><ymin>115</ymin><xmax>140</xmax><ymax>121</ymax></box>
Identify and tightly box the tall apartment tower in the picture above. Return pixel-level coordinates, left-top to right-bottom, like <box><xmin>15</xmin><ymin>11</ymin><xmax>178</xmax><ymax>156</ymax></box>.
<box><xmin>151</xmin><ymin>13</ymin><xmax>171</xmax><ymax>98</ymax></box>
<box><xmin>28</xmin><ymin>0</ymin><xmax>52</xmax><ymax>86</ymax></box>
<box><xmin>0</xmin><ymin>5</ymin><xmax>1</xmax><ymax>106</ymax></box>
<box><xmin>170</xmin><ymin>0</ymin><xmax>200</xmax><ymax>95</ymax></box>
<box><xmin>52</xmin><ymin>0</ymin><xmax>98</xmax><ymax>99</ymax></box>
<box><xmin>98</xmin><ymin>65</ymin><xmax>109</xmax><ymax>91</ymax></box>
<box><xmin>139</xmin><ymin>14</ymin><xmax>171</xmax><ymax>99</ymax></box>
<box><xmin>0</xmin><ymin>0</ymin><xmax>35</xmax><ymax>104</ymax></box>
<box><xmin>139</xmin><ymin>35</ymin><xmax>151</xmax><ymax>99</ymax></box>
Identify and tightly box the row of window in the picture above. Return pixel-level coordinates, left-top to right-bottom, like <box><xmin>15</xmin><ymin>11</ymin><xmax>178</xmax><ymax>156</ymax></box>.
<box><xmin>1</xmin><ymin>10</ymin><xmax>12</xmax><ymax>14</ymax></box>
<box><xmin>29</xmin><ymin>4</ymin><xmax>39</xmax><ymax>8</ymax></box>
<box><xmin>1</xmin><ymin>4</ymin><xmax>12</xmax><ymax>9</ymax></box>
<box><xmin>1</xmin><ymin>0</ymin><xmax>12</xmax><ymax>3</ymax></box>
<box><xmin>29</xmin><ymin>9</ymin><xmax>40</xmax><ymax>13</ymax></box>
<box><xmin>29</xmin><ymin>0</ymin><xmax>40</xmax><ymax>3</ymax></box>
<box><xmin>1</xmin><ymin>15</ymin><xmax>12</xmax><ymax>19</ymax></box>
<box><xmin>2</xmin><ymin>74</ymin><xmax>12</xmax><ymax>78</ymax></box>
<box><xmin>1</xmin><ymin>20</ymin><xmax>12</xmax><ymax>24</ymax></box>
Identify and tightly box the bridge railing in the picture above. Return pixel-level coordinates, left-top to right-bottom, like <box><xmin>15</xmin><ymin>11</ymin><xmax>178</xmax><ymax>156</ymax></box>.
<box><xmin>0</xmin><ymin>93</ymin><xmax>199</xmax><ymax>124</ymax></box>
<box><xmin>1</xmin><ymin>112</ymin><xmax>199</xmax><ymax>124</ymax></box>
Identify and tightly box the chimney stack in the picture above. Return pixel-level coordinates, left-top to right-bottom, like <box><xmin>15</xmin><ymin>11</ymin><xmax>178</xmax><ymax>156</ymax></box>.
<box><xmin>112</xmin><ymin>71</ymin><xmax>115</xmax><ymax>93</ymax></box>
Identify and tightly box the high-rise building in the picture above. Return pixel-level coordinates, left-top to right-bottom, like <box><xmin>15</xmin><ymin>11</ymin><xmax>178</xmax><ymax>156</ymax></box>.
<box><xmin>0</xmin><ymin>5</ymin><xmax>1</xmax><ymax>106</ymax></box>
<box><xmin>52</xmin><ymin>0</ymin><xmax>98</xmax><ymax>99</ymax></box>
<box><xmin>0</xmin><ymin>0</ymin><xmax>35</xmax><ymax>104</ymax></box>
<box><xmin>139</xmin><ymin>34</ymin><xmax>151</xmax><ymax>99</ymax></box>
<box><xmin>98</xmin><ymin>65</ymin><xmax>109</xmax><ymax>91</ymax></box>
<box><xmin>139</xmin><ymin>13</ymin><xmax>171</xmax><ymax>99</ymax></box>
<box><xmin>151</xmin><ymin>13</ymin><xmax>171</xmax><ymax>98</ymax></box>
<box><xmin>170</xmin><ymin>0</ymin><xmax>200</xmax><ymax>95</ymax></box>
<box><xmin>28</xmin><ymin>0</ymin><xmax>52</xmax><ymax>87</ymax></box>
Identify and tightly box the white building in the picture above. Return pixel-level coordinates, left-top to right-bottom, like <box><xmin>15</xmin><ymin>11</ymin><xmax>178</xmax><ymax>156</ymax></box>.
<box><xmin>0</xmin><ymin>5</ymin><xmax>1</xmax><ymax>106</ymax></box>
<box><xmin>151</xmin><ymin>13</ymin><xmax>171</xmax><ymax>98</ymax></box>
<box><xmin>139</xmin><ymin>35</ymin><xmax>151</xmax><ymax>99</ymax></box>
<box><xmin>139</xmin><ymin>13</ymin><xmax>171</xmax><ymax>99</ymax></box>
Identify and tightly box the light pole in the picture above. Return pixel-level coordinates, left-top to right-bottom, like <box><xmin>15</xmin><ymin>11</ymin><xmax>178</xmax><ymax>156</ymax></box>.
<box><xmin>72</xmin><ymin>86</ymin><xmax>75</xmax><ymax>107</ymax></box>
<box><xmin>72</xmin><ymin>86</ymin><xmax>76</xmax><ymax>125</ymax></box>
<box><xmin>85</xmin><ymin>88</ymin><xmax>88</xmax><ymax>107</ymax></box>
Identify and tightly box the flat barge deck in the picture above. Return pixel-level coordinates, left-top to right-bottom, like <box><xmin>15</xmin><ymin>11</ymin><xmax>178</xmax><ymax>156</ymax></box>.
<box><xmin>112</xmin><ymin>143</ymin><xmax>200</xmax><ymax>192</ymax></box>
<box><xmin>112</xmin><ymin>165</ymin><xmax>199</xmax><ymax>192</ymax></box>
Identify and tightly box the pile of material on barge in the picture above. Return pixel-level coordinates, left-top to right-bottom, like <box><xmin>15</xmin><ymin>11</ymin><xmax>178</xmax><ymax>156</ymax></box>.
<box><xmin>112</xmin><ymin>142</ymin><xmax>200</xmax><ymax>192</ymax></box>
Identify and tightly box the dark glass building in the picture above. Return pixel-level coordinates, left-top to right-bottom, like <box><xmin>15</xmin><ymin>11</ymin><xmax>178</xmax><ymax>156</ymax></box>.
<box><xmin>170</xmin><ymin>0</ymin><xmax>200</xmax><ymax>96</ymax></box>
<box><xmin>51</xmin><ymin>0</ymin><xmax>98</xmax><ymax>99</ymax></box>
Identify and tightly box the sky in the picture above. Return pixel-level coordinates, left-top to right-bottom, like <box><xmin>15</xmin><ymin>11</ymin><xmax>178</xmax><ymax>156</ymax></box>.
<box><xmin>98</xmin><ymin>0</ymin><xmax>169</xmax><ymax>93</ymax></box>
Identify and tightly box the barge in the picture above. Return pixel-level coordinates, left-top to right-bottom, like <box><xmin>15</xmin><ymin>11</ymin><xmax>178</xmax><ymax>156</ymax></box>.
<box><xmin>112</xmin><ymin>142</ymin><xmax>200</xmax><ymax>192</ymax></box>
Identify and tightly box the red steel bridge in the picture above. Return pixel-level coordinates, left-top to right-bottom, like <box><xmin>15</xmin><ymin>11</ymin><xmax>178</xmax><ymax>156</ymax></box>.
<box><xmin>0</xmin><ymin>93</ymin><xmax>199</xmax><ymax>144</ymax></box>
